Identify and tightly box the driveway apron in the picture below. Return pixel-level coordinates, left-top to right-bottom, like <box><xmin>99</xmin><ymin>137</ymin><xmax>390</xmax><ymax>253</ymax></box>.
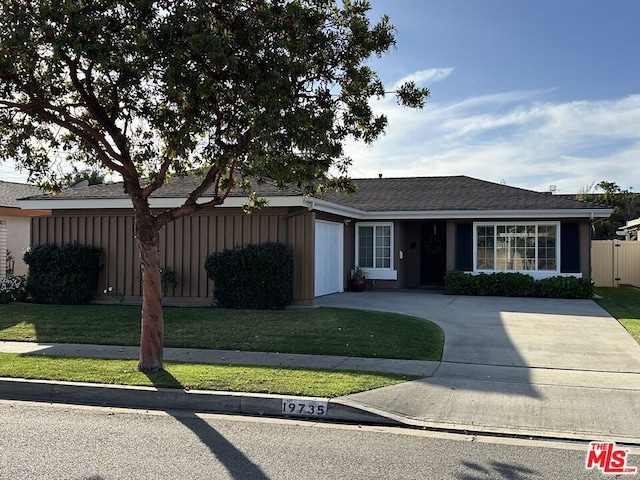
<box><xmin>315</xmin><ymin>291</ymin><xmax>640</xmax><ymax>442</ymax></box>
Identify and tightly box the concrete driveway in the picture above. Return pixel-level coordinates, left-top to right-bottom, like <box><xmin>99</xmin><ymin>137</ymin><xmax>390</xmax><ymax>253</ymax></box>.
<box><xmin>315</xmin><ymin>291</ymin><xmax>640</xmax><ymax>442</ymax></box>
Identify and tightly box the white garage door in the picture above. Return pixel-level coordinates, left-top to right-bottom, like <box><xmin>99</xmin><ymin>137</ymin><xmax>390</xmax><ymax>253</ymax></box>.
<box><xmin>314</xmin><ymin>220</ymin><xmax>344</xmax><ymax>297</ymax></box>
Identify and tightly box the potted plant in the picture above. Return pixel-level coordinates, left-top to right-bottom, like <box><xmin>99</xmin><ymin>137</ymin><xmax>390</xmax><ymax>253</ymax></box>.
<box><xmin>351</xmin><ymin>266</ymin><xmax>367</xmax><ymax>292</ymax></box>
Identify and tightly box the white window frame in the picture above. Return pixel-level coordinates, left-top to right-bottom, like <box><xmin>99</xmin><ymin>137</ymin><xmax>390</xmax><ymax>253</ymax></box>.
<box><xmin>473</xmin><ymin>221</ymin><xmax>565</xmax><ymax>278</ymax></box>
<box><xmin>355</xmin><ymin>222</ymin><xmax>397</xmax><ymax>280</ymax></box>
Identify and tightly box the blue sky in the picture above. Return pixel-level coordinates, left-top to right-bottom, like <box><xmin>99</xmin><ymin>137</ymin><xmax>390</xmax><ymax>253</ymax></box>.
<box><xmin>344</xmin><ymin>0</ymin><xmax>640</xmax><ymax>193</ymax></box>
<box><xmin>2</xmin><ymin>0</ymin><xmax>639</xmax><ymax>194</ymax></box>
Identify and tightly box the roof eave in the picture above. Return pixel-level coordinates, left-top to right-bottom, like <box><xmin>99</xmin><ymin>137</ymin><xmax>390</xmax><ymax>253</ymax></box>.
<box><xmin>18</xmin><ymin>196</ymin><xmax>308</xmax><ymax>210</ymax></box>
<box><xmin>353</xmin><ymin>208</ymin><xmax>614</xmax><ymax>220</ymax></box>
<box><xmin>18</xmin><ymin>195</ymin><xmax>614</xmax><ymax>221</ymax></box>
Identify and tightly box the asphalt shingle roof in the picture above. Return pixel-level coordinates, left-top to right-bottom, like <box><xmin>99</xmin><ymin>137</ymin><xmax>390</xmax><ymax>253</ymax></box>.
<box><xmin>21</xmin><ymin>175</ymin><xmax>607</xmax><ymax>212</ymax></box>
<box><xmin>23</xmin><ymin>176</ymin><xmax>304</xmax><ymax>201</ymax></box>
<box><xmin>321</xmin><ymin>176</ymin><xmax>605</xmax><ymax>211</ymax></box>
<box><xmin>0</xmin><ymin>182</ymin><xmax>43</xmax><ymax>208</ymax></box>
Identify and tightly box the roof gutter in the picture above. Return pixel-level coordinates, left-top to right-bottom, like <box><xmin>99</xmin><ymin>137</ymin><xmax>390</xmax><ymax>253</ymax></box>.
<box><xmin>356</xmin><ymin>208</ymin><xmax>614</xmax><ymax>220</ymax></box>
<box><xmin>18</xmin><ymin>196</ymin><xmax>308</xmax><ymax>211</ymax></box>
<box><xmin>19</xmin><ymin>195</ymin><xmax>614</xmax><ymax>221</ymax></box>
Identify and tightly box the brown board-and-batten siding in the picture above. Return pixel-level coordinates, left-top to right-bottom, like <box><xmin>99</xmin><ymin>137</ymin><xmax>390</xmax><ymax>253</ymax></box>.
<box><xmin>31</xmin><ymin>207</ymin><xmax>316</xmax><ymax>305</ymax></box>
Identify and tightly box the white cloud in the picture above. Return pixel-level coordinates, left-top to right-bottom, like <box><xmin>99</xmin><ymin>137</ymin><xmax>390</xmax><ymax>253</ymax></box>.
<box><xmin>392</xmin><ymin>67</ymin><xmax>455</xmax><ymax>90</ymax></box>
<box><xmin>346</xmin><ymin>87</ymin><xmax>640</xmax><ymax>193</ymax></box>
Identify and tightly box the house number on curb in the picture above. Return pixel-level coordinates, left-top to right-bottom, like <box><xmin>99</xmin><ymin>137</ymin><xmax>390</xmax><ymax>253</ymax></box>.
<box><xmin>282</xmin><ymin>399</ymin><xmax>328</xmax><ymax>416</ymax></box>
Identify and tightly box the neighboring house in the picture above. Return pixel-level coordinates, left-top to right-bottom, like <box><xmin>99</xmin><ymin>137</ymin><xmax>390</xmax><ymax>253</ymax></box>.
<box><xmin>19</xmin><ymin>175</ymin><xmax>612</xmax><ymax>305</ymax></box>
<box><xmin>0</xmin><ymin>182</ymin><xmax>50</xmax><ymax>277</ymax></box>
<box><xmin>617</xmin><ymin>217</ymin><xmax>640</xmax><ymax>241</ymax></box>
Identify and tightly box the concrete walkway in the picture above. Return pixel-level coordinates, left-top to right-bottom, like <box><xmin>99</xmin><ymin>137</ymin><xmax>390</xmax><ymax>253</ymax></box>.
<box><xmin>317</xmin><ymin>291</ymin><xmax>640</xmax><ymax>443</ymax></box>
<box><xmin>2</xmin><ymin>291</ymin><xmax>640</xmax><ymax>443</ymax></box>
<box><xmin>0</xmin><ymin>341</ymin><xmax>439</xmax><ymax>377</ymax></box>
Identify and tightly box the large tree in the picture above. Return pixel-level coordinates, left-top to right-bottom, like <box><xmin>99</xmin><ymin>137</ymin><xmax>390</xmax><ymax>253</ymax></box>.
<box><xmin>0</xmin><ymin>0</ymin><xmax>429</xmax><ymax>371</ymax></box>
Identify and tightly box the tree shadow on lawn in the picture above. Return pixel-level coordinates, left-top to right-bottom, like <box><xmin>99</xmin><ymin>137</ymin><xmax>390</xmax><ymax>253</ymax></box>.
<box><xmin>142</xmin><ymin>369</ymin><xmax>268</xmax><ymax>480</ymax></box>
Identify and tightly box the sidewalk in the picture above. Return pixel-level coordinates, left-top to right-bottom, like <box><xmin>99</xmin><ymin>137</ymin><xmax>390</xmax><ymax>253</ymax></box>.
<box><xmin>2</xmin><ymin>291</ymin><xmax>640</xmax><ymax>445</ymax></box>
<box><xmin>0</xmin><ymin>339</ymin><xmax>437</xmax><ymax>428</ymax></box>
<box><xmin>0</xmin><ymin>340</ymin><xmax>439</xmax><ymax>376</ymax></box>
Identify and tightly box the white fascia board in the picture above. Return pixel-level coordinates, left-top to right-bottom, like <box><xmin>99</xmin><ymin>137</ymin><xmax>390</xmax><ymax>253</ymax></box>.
<box><xmin>18</xmin><ymin>198</ymin><xmax>134</xmax><ymax>209</ymax></box>
<box><xmin>19</xmin><ymin>193</ymin><xmax>614</xmax><ymax>221</ymax></box>
<box><xmin>19</xmin><ymin>196</ymin><xmax>308</xmax><ymax>210</ymax></box>
<box><xmin>303</xmin><ymin>198</ymin><xmax>365</xmax><ymax>218</ymax></box>
<box><xmin>303</xmin><ymin>201</ymin><xmax>613</xmax><ymax>220</ymax></box>
<box><xmin>355</xmin><ymin>209</ymin><xmax>614</xmax><ymax>220</ymax></box>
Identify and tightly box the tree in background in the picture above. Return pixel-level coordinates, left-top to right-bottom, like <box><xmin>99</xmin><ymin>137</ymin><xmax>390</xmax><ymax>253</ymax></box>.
<box><xmin>63</xmin><ymin>167</ymin><xmax>108</xmax><ymax>188</ymax></box>
<box><xmin>0</xmin><ymin>0</ymin><xmax>429</xmax><ymax>371</ymax></box>
<box><xmin>577</xmin><ymin>181</ymin><xmax>640</xmax><ymax>239</ymax></box>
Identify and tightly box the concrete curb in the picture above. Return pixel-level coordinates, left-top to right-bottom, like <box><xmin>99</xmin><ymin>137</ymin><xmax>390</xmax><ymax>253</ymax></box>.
<box><xmin>0</xmin><ymin>377</ymin><xmax>400</xmax><ymax>426</ymax></box>
<box><xmin>6</xmin><ymin>377</ymin><xmax>640</xmax><ymax>447</ymax></box>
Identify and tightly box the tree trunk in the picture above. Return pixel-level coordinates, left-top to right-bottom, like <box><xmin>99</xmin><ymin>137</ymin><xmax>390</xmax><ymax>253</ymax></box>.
<box><xmin>136</xmin><ymin>216</ymin><xmax>164</xmax><ymax>372</ymax></box>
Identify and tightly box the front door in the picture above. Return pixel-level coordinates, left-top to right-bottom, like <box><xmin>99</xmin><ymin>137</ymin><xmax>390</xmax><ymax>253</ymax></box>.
<box><xmin>421</xmin><ymin>221</ymin><xmax>447</xmax><ymax>285</ymax></box>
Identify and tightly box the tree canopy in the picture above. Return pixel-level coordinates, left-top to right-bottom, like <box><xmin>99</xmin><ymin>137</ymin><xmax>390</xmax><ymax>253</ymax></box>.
<box><xmin>0</xmin><ymin>0</ymin><xmax>430</xmax><ymax>370</ymax></box>
<box><xmin>1</xmin><ymin>0</ymin><xmax>428</xmax><ymax>205</ymax></box>
<box><xmin>577</xmin><ymin>181</ymin><xmax>640</xmax><ymax>239</ymax></box>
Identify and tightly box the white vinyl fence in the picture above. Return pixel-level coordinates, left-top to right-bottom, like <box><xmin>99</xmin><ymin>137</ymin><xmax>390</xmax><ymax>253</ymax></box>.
<box><xmin>592</xmin><ymin>240</ymin><xmax>640</xmax><ymax>287</ymax></box>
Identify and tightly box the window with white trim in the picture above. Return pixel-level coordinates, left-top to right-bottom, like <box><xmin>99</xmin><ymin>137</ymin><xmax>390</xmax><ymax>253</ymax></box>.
<box><xmin>356</xmin><ymin>223</ymin><xmax>393</xmax><ymax>269</ymax></box>
<box><xmin>474</xmin><ymin>222</ymin><xmax>559</xmax><ymax>272</ymax></box>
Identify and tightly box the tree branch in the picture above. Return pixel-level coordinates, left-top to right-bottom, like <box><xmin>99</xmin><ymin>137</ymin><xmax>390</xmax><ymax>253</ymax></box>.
<box><xmin>60</xmin><ymin>51</ymin><xmax>131</xmax><ymax>162</ymax></box>
<box><xmin>140</xmin><ymin>114</ymin><xmax>198</xmax><ymax>199</ymax></box>
<box><xmin>156</xmin><ymin>165</ymin><xmax>224</xmax><ymax>228</ymax></box>
<box><xmin>0</xmin><ymin>99</ymin><xmax>126</xmax><ymax>175</ymax></box>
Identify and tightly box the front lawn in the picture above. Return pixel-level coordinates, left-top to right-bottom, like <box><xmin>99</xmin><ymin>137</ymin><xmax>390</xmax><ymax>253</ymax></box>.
<box><xmin>0</xmin><ymin>304</ymin><xmax>443</xmax><ymax>361</ymax></box>
<box><xmin>594</xmin><ymin>287</ymin><xmax>640</xmax><ymax>345</ymax></box>
<box><xmin>0</xmin><ymin>353</ymin><xmax>415</xmax><ymax>397</ymax></box>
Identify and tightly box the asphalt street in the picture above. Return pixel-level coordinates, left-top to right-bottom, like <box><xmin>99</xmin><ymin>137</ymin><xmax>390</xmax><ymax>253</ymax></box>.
<box><xmin>1</xmin><ymin>400</ymin><xmax>638</xmax><ymax>480</ymax></box>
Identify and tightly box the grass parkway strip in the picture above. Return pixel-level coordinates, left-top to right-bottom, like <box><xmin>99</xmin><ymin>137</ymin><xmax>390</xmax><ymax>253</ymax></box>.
<box><xmin>0</xmin><ymin>353</ymin><xmax>417</xmax><ymax>397</ymax></box>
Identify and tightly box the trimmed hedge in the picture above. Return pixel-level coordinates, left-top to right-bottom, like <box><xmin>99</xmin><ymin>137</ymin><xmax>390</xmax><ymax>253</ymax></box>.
<box><xmin>24</xmin><ymin>243</ymin><xmax>102</xmax><ymax>304</ymax></box>
<box><xmin>444</xmin><ymin>270</ymin><xmax>593</xmax><ymax>299</ymax></box>
<box><xmin>204</xmin><ymin>242</ymin><xmax>293</xmax><ymax>309</ymax></box>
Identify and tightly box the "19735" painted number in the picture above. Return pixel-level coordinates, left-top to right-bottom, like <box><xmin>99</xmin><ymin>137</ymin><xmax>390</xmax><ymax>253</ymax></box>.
<box><xmin>282</xmin><ymin>399</ymin><xmax>328</xmax><ymax>416</ymax></box>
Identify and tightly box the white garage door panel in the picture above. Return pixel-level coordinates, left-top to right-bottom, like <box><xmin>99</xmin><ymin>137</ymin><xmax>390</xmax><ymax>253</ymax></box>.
<box><xmin>314</xmin><ymin>221</ymin><xmax>344</xmax><ymax>297</ymax></box>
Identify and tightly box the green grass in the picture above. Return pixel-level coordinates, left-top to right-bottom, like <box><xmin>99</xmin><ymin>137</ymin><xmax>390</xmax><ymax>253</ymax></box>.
<box><xmin>0</xmin><ymin>304</ymin><xmax>443</xmax><ymax>361</ymax></box>
<box><xmin>595</xmin><ymin>287</ymin><xmax>640</xmax><ymax>345</ymax></box>
<box><xmin>0</xmin><ymin>353</ymin><xmax>416</xmax><ymax>397</ymax></box>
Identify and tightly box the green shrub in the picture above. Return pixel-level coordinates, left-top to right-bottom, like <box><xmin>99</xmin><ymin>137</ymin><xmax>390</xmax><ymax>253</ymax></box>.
<box><xmin>160</xmin><ymin>266</ymin><xmax>178</xmax><ymax>296</ymax></box>
<box><xmin>204</xmin><ymin>242</ymin><xmax>293</xmax><ymax>309</ymax></box>
<box><xmin>483</xmin><ymin>272</ymin><xmax>538</xmax><ymax>297</ymax></box>
<box><xmin>24</xmin><ymin>243</ymin><xmax>102</xmax><ymax>304</ymax></box>
<box><xmin>536</xmin><ymin>275</ymin><xmax>593</xmax><ymax>299</ymax></box>
<box><xmin>444</xmin><ymin>270</ymin><xmax>478</xmax><ymax>295</ymax></box>
<box><xmin>445</xmin><ymin>270</ymin><xmax>593</xmax><ymax>299</ymax></box>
